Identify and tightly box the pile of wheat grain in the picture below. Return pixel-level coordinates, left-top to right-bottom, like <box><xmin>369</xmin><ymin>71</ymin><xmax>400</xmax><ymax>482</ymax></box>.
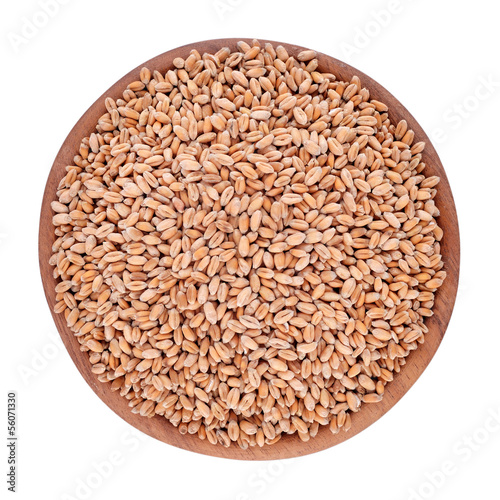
<box><xmin>51</xmin><ymin>39</ymin><xmax>445</xmax><ymax>448</ymax></box>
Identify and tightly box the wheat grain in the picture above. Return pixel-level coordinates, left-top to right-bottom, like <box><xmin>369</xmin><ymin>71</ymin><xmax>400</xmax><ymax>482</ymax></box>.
<box><xmin>51</xmin><ymin>39</ymin><xmax>446</xmax><ymax>449</ymax></box>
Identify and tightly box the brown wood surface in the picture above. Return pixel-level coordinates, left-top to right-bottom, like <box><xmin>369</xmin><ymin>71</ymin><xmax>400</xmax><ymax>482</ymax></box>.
<box><xmin>38</xmin><ymin>38</ymin><xmax>460</xmax><ymax>460</ymax></box>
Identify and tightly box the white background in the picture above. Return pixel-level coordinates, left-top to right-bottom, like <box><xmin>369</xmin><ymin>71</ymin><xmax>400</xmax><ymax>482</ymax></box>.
<box><xmin>2</xmin><ymin>1</ymin><xmax>499</xmax><ymax>499</ymax></box>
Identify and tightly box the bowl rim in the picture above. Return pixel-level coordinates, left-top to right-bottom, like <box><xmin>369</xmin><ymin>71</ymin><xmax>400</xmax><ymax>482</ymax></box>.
<box><xmin>39</xmin><ymin>37</ymin><xmax>460</xmax><ymax>461</ymax></box>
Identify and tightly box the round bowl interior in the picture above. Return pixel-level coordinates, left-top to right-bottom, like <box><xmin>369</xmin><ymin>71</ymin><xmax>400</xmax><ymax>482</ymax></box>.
<box><xmin>39</xmin><ymin>38</ymin><xmax>460</xmax><ymax>460</ymax></box>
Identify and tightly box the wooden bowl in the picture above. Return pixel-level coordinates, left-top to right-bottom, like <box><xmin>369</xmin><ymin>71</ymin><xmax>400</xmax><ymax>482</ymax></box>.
<box><xmin>39</xmin><ymin>38</ymin><xmax>460</xmax><ymax>460</ymax></box>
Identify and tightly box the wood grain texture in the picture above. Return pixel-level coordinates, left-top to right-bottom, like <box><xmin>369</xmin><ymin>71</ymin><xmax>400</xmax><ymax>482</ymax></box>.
<box><xmin>38</xmin><ymin>38</ymin><xmax>460</xmax><ymax>460</ymax></box>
